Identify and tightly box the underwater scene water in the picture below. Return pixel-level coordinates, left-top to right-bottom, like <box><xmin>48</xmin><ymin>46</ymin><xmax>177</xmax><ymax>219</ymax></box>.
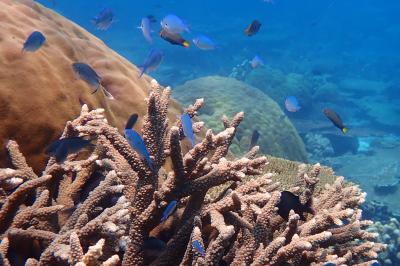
<box><xmin>0</xmin><ymin>0</ymin><xmax>399</xmax><ymax>265</ymax></box>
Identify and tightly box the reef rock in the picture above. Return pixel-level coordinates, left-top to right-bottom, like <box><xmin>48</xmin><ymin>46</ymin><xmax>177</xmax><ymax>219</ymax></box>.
<box><xmin>0</xmin><ymin>0</ymin><xmax>181</xmax><ymax>173</ymax></box>
<box><xmin>173</xmin><ymin>76</ymin><xmax>308</xmax><ymax>162</ymax></box>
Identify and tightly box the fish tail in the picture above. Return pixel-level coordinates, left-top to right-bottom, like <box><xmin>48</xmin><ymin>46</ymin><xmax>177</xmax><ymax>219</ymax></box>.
<box><xmin>183</xmin><ymin>41</ymin><xmax>190</xmax><ymax>48</ymax></box>
<box><xmin>138</xmin><ymin>67</ymin><xmax>146</xmax><ymax>78</ymax></box>
<box><xmin>342</xmin><ymin>127</ymin><xmax>348</xmax><ymax>134</ymax></box>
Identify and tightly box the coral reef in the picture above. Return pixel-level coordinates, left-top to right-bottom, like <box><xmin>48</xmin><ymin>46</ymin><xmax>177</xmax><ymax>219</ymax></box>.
<box><xmin>367</xmin><ymin>218</ymin><xmax>400</xmax><ymax>265</ymax></box>
<box><xmin>173</xmin><ymin>76</ymin><xmax>308</xmax><ymax>162</ymax></box>
<box><xmin>304</xmin><ymin>133</ymin><xmax>334</xmax><ymax>162</ymax></box>
<box><xmin>244</xmin><ymin>66</ymin><xmax>314</xmax><ymax>113</ymax></box>
<box><xmin>0</xmin><ymin>81</ymin><xmax>384</xmax><ymax>265</ymax></box>
<box><xmin>0</xmin><ymin>0</ymin><xmax>182</xmax><ymax>173</ymax></box>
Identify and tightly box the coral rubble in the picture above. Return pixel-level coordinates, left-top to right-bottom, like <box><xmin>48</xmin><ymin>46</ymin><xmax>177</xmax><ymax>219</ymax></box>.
<box><xmin>0</xmin><ymin>82</ymin><xmax>384</xmax><ymax>265</ymax></box>
<box><xmin>173</xmin><ymin>76</ymin><xmax>308</xmax><ymax>162</ymax></box>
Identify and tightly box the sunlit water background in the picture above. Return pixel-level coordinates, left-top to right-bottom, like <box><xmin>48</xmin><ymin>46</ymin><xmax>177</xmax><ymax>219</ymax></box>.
<box><xmin>37</xmin><ymin>0</ymin><xmax>400</xmax><ymax>216</ymax></box>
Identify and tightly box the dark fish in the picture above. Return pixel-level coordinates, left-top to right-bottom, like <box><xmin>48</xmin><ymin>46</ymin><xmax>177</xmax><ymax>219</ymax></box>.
<box><xmin>323</xmin><ymin>263</ymin><xmax>336</xmax><ymax>266</ymax></box>
<box><xmin>181</xmin><ymin>114</ymin><xmax>196</xmax><ymax>147</ymax></box>
<box><xmin>72</xmin><ymin>62</ymin><xmax>114</xmax><ymax>99</ymax></box>
<box><xmin>125</xmin><ymin>113</ymin><xmax>139</xmax><ymax>130</ymax></box>
<box><xmin>322</xmin><ymin>108</ymin><xmax>348</xmax><ymax>134</ymax></box>
<box><xmin>276</xmin><ymin>191</ymin><xmax>313</xmax><ymax>221</ymax></box>
<box><xmin>22</xmin><ymin>31</ymin><xmax>46</xmax><ymax>53</ymax></box>
<box><xmin>249</xmin><ymin>130</ymin><xmax>260</xmax><ymax>150</ymax></box>
<box><xmin>45</xmin><ymin>137</ymin><xmax>93</xmax><ymax>163</ymax></box>
<box><xmin>244</xmin><ymin>20</ymin><xmax>261</xmax><ymax>36</ymax></box>
<box><xmin>159</xmin><ymin>29</ymin><xmax>189</xmax><ymax>47</ymax></box>
<box><xmin>141</xmin><ymin>237</ymin><xmax>166</xmax><ymax>258</ymax></box>
<box><xmin>139</xmin><ymin>49</ymin><xmax>164</xmax><ymax>77</ymax></box>
<box><xmin>161</xmin><ymin>200</ymin><xmax>177</xmax><ymax>223</ymax></box>
<box><xmin>91</xmin><ymin>8</ymin><xmax>114</xmax><ymax>30</ymax></box>
<box><xmin>192</xmin><ymin>240</ymin><xmax>205</xmax><ymax>256</ymax></box>
<box><xmin>124</xmin><ymin>129</ymin><xmax>154</xmax><ymax>170</ymax></box>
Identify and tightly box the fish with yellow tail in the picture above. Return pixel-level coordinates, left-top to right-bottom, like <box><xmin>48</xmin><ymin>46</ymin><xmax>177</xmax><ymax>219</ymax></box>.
<box><xmin>323</xmin><ymin>108</ymin><xmax>348</xmax><ymax>134</ymax></box>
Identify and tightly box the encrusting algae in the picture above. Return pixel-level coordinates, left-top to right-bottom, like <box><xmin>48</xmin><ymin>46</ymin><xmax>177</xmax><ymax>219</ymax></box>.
<box><xmin>0</xmin><ymin>80</ymin><xmax>385</xmax><ymax>265</ymax></box>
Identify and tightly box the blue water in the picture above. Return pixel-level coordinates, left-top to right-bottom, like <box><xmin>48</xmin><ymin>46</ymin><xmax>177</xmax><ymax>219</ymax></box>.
<box><xmin>37</xmin><ymin>0</ymin><xmax>400</xmax><ymax>217</ymax></box>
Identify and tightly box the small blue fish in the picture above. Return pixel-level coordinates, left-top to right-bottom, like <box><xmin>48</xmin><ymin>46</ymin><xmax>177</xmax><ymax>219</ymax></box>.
<box><xmin>160</xmin><ymin>200</ymin><xmax>177</xmax><ymax>222</ymax></box>
<box><xmin>91</xmin><ymin>8</ymin><xmax>114</xmax><ymax>30</ymax></box>
<box><xmin>181</xmin><ymin>114</ymin><xmax>196</xmax><ymax>147</ymax></box>
<box><xmin>72</xmin><ymin>62</ymin><xmax>114</xmax><ymax>99</ymax></box>
<box><xmin>124</xmin><ymin>129</ymin><xmax>154</xmax><ymax>170</ymax></box>
<box><xmin>249</xmin><ymin>55</ymin><xmax>264</xmax><ymax>69</ymax></box>
<box><xmin>161</xmin><ymin>14</ymin><xmax>190</xmax><ymax>34</ymax></box>
<box><xmin>45</xmin><ymin>137</ymin><xmax>93</xmax><ymax>163</ymax></box>
<box><xmin>192</xmin><ymin>240</ymin><xmax>205</xmax><ymax>256</ymax></box>
<box><xmin>22</xmin><ymin>31</ymin><xmax>46</xmax><ymax>53</ymax></box>
<box><xmin>125</xmin><ymin>113</ymin><xmax>139</xmax><ymax>130</ymax></box>
<box><xmin>192</xmin><ymin>35</ymin><xmax>216</xmax><ymax>50</ymax></box>
<box><xmin>323</xmin><ymin>263</ymin><xmax>336</xmax><ymax>266</ymax></box>
<box><xmin>138</xmin><ymin>49</ymin><xmax>164</xmax><ymax>77</ymax></box>
<box><xmin>139</xmin><ymin>16</ymin><xmax>153</xmax><ymax>43</ymax></box>
<box><xmin>285</xmin><ymin>96</ymin><xmax>301</xmax><ymax>112</ymax></box>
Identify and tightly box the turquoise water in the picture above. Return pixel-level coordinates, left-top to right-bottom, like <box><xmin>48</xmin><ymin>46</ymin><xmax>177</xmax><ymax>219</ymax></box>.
<box><xmin>38</xmin><ymin>0</ymin><xmax>399</xmax><ymax>223</ymax></box>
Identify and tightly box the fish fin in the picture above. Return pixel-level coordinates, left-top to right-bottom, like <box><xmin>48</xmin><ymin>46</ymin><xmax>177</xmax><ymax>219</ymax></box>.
<box><xmin>342</xmin><ymin>127</ymin><xmax>348</xmax><ymax>134</ymax></box>
<box><xmin>102</xmin><ymin>87</ymin><xmax>114</xmax><ymax>100</ymax></box>
<box><xmin>138</xmin><ymin>67</ymin><xmax>145</xmax><ymax>78</ymax></box>
<box><xmin>183</xmin><ymin>41</ymin><xmax>190</xmax><ymax>48</ymax></box>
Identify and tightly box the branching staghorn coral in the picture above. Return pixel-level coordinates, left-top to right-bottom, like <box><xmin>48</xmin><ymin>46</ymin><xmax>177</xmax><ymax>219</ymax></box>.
<box><xmin>0</xmin><ymin>80</ymin><xmax>385</xmax><ymax>266</ymax></box>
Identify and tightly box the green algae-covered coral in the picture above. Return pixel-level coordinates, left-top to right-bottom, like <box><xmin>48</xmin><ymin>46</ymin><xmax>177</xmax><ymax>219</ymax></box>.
<box><xmin>173</xmin><ymin>76</ymin><xmax>308</xmax><ymax>162</ymax></box>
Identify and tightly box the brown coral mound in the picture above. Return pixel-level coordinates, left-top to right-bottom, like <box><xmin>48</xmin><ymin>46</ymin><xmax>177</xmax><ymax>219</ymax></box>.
<box><xmin>0</xmin><ymin>83</ymin><xmax>384</xmax><ymax>265</ymax></box>
<box><xmin>0</xmin><ymin>0</ymin><xmax>181</xmax><ymax>173</ymax></box>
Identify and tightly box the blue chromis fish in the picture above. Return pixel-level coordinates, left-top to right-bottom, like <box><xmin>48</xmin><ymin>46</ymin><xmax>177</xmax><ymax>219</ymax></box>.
<box><xmin>125</xmin><ymin>113</ymin><xmax>139</xmax><ymax>130</ymax></box>
<box><xmin>159</xmin><ymin>29</ymin><xmax>190</xmax><ymax>48</ymax></box>
<box><xmin>124</xmin><ymin>129</ymin><xmax>154</xmax><ymax>170</ymax></box>
<box><xmin>192</xmin><ymin>35</ymin><xmax>216</xmax><ymax>50</ymax></box>
<box><xmin>22</xmin><ymin>31</ymin><xmax>46</xmax><ymax>53</ymax></box>
<box><xmin>181</xmin><ymin>113</ymin><xmax>196</xmax><ymax>147</ymax></box>
<box><xmin>192</xmin><ymin>240</ymin><xmax>205</xmax><ymax>256</ymax></box>
<box><xmin>72</xmin><ymin>62</ymin><xmax>114</xmax><ymax>99</ymax></box>
<box><xmin>160</xmin><ymin>200</ymin><xmax>177</xmax><ymax>223</ymax></box>
<box><xmin>139</xmin><ymin>16</ymin><xmax>153</xmax><ymax>43</ymax></box>
<box><xmin>276</xmin><ymin>191</ymin><xmax>313</xmax><ymax>221</ymax></box>
<box><xmin>244</xmin><ymin>20</ymin><xmax>261</xmax><ymax>36</ymax></box>
<box><xmin>160</xmin><ymin>14</ymin><xmax>190</xmax><ymax>34</ymax></box>
<box><xmin>45</xmin><ymin>137</ymin><xmax>93</xmax><ymax>163</ymax></box>
<box><xmin>285</xmin><ymin>96</ymin><xmax>301</xmax><ymax>112</ymax></box>
<box><xmin>91</xmin><ymin>8</ymin><xmax>114</xmax><ymax>30</ymax></box>
<box><xmin>249</xmin><ymin>55</ymin><xmax>264</xmax><ymax>69</ymax></box>
<box><xmin>138</xmin><ymin>49</ymin><xmax>164</xmax><ymax>77</ymax></box>
<box><xmin>323</xmin><ymin>108</ymin><xmax>348</xmax><ymax>134</ymax></box>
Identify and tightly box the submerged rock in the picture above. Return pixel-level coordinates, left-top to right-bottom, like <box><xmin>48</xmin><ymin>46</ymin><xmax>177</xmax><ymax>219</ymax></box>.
<box><xmin>0</xmin><ymin>0</ymin><xmax>182</xmax><ymax>172</ymax></box>
<box><xmin>173</xmin><ymin>76</ymin><xmax>308</xmax><ymax>162</ymax></box>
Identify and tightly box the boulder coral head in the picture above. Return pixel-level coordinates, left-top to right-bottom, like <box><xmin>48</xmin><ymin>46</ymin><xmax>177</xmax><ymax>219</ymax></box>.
<box><xmin>173</xmin><ymin>76</ymin><xmax>308</xmax><ymax>162</ymax></box>
<box><xmin>0</xmin><ymin>0</ymin><xmax>182</xmax><ymax>173</ymax></box>
<box><xmin>0</xmin><ymin>81</ymin><xmax>385</xmax><ymax>265</ymax></box>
